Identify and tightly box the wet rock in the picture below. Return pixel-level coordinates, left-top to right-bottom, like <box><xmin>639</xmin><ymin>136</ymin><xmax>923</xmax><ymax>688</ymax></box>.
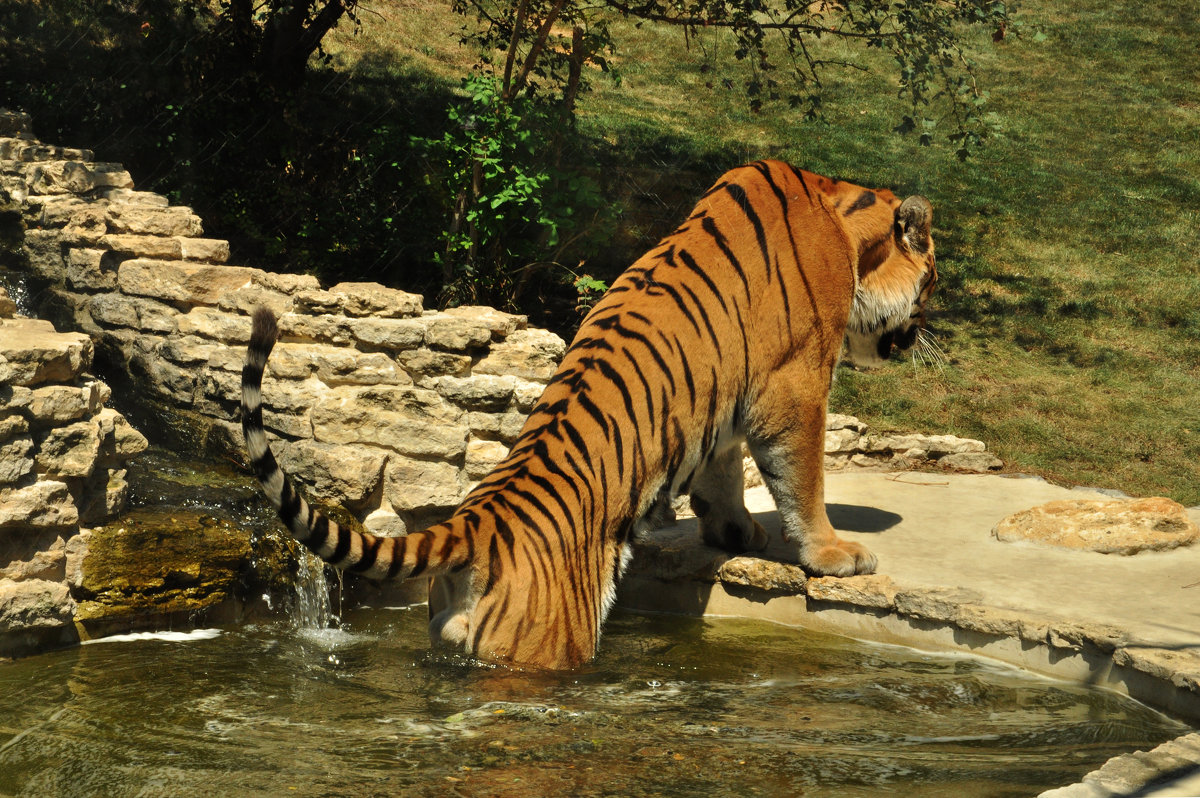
<box><xmin>72</xmin><ymin>509</ymin><xmax>255</xmax><ymax>622</ymax></box>
<box><xmin>993</xmin><ymin>497</ymin><xmax>1200</xmax><ymax>554</ymax></box>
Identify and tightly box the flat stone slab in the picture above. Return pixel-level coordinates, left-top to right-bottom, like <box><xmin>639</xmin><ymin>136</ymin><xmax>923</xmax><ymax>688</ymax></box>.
<box><xmin>994</xmin><ymin>496</ymin><xmax>1200</xmax><ymax>554</ymax></box>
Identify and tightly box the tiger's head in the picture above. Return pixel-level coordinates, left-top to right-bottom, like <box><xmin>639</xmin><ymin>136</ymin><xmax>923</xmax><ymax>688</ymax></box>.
<box><xmin>840</xmin><ymin>193</ymin><xmax>937</xmax><ymax>369</ymax></box>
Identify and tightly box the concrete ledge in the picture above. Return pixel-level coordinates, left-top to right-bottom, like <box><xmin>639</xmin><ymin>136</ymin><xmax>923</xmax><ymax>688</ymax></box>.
<box><xmin>617</xmin><ymin>471</ymin><xmax>1200</xmax><ymax>797</ymax></box>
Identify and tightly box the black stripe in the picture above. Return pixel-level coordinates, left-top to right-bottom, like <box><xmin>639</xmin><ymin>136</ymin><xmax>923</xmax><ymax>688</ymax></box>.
<box><xmin>677</xmin><ymin>248</ymin><xmax>729</xmax><ymax>314</ymax></box>
<box><xmin>679</xmin><ymin>281</ymin><xmax>723</xmax><ymax>358</ymax></box>
<box><xmin>845</xmin><ymin>189</ymin><xmax>877</xmax><ymax>215</ymax></box>
<box><xmin>701</xmin><ymin>215</ymin><xmax>751</xmax><ymax>299</ymax></box>
<box><xmin>348</xmin><ymin>535</ymin><xmax>382</xmax><ymax>573</ymax></box>
<box><xmin>329</xmin><ymin>524</ymin><xmax>352</xmax><ymax>564</ymax></box>
<box><xmin>723</xmin><ymin>183</ymin><xmax>770</xmax><ymax>285</ymax></box>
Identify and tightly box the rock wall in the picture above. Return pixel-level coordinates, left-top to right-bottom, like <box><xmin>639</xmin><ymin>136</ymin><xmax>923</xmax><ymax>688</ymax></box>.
<box><xmin>0</xmin><ymin>284</ymin><xmax>148</xmax><ymax>656</ymax></box>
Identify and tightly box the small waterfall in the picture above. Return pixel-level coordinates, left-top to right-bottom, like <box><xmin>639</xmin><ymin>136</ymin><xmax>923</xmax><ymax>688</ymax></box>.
<box><xmin>291</xmin><ymin>549</ymin><xmax>336</xmax><ymax>630</ymax></box>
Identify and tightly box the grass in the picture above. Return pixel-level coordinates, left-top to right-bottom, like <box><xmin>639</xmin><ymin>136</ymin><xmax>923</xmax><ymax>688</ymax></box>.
<box><xmin>323</xmin><ymin>1</ymin><xmax>1200</xmax><ymax>503</ymax></box>
<box><xmin>5</xmin><ymin>2</ymin><xmax>1197</xmax><ymax>504</ymax></box>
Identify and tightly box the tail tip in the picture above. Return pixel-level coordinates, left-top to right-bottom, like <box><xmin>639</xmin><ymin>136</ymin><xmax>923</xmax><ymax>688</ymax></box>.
<box><xmin>251</xmin><ymin>306</ymin><xmax>279</xmax><ymax>346</ymax></box>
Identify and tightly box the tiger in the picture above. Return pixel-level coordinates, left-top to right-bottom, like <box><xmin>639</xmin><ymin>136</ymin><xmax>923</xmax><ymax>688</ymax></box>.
<box><xmin>241</xmin><ymin>160</ymin><xmax>937</xmax><ymax>669</ymax></box>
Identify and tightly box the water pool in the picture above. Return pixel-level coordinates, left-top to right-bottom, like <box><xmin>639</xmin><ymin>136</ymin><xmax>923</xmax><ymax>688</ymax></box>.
<box><xmin>0</xmin><ymin>606</ymin><xmax>1188</xmax><ymax>797</ymax></box>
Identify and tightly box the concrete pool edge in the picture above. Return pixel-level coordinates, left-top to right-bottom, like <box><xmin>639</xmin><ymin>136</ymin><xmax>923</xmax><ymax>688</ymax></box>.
<box><xmin>616</xmin><ymin>470</ymin><xmax>1200</xmax><ymax>797</ymax></box>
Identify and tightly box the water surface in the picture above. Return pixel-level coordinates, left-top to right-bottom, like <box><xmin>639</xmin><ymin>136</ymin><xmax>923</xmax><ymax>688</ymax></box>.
<box><xmin>0</xmin><ymin>607</ymin><xmax>1188</xmax><ymax>797</ymax></box>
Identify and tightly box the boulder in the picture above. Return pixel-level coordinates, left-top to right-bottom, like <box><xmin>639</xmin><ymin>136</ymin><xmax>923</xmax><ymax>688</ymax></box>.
<box><xmin>0</xmin><ymin>578</ymin><xmax>75</xmax><ymax>631</ymax></box>
<box><xmin>993</xmin><ymin>497</ymin><xmax>1200</xmax><ymax>554</ymax></box>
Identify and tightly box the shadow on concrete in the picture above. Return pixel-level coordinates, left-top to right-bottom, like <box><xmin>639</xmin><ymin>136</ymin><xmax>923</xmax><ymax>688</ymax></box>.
<box><xmin>827</xmin><ymin>503</ymin><xmax>903</xmax><ymax>534</ymax></box>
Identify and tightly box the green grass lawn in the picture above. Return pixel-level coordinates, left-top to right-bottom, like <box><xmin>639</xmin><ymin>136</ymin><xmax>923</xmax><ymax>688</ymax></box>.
<box><xmin>330</xmin><ymin>1</ymin><xmax>1199</xmax><ymax>503</ymax></box>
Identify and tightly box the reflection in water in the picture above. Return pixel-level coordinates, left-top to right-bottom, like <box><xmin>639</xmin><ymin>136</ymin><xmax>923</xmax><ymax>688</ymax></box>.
<box><xmin>0</xmin><ymin>609</ymin><xmax>1190</xmax><ymax>797</ymax></box>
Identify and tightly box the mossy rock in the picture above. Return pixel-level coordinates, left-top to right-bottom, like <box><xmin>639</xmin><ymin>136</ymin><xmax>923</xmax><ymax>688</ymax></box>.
<box><xmin>73</xmin><ymin>508</ymin><xmax>298</xmax><ymax>622</ymax></box>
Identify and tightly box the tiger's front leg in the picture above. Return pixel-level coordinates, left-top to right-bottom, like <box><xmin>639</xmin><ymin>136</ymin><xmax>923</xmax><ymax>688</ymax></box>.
<box><xmin>690</xmin><ymin>443</ymin><xmax>769</xmax><ymax>553</ymax></box>
<box><xmin>746</xmin><ymin>365</ymin><xmax>877</xmax><ymax>577</ymax></box>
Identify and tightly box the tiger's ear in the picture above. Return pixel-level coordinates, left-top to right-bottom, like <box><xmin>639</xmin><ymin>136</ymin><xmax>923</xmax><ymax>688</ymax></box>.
<box><xmin>895</xmin><ymin>195</ymin><xmax>933</xmax><ymax>254</ymax></box>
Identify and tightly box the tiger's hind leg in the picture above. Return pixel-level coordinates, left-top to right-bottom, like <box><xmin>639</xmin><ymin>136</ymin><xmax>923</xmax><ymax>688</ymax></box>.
<box><xmin>745</xmin><ymin>364</ymin><xmax>876</xmax><ymax>577</ymax></box>
<box><xmin>690</xmin><ymin>444</ymin><xmax>768</xmax><ymax>554</ymax></box>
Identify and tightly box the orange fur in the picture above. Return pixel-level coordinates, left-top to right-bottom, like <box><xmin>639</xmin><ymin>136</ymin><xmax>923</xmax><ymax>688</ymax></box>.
<box><xmin>241</xmin><ymin>161</ymin><xmax>936</xmax><ymax>668</ymax></box>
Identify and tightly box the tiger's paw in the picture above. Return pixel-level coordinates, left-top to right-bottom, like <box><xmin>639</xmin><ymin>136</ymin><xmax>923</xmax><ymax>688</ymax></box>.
<box><xmin>801</xmin><ymin>540</ymin><xmax>877</xmax><ymax>577</ymax></box>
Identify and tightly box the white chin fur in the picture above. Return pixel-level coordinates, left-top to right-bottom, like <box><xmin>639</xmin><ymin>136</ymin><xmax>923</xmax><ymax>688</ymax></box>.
<box><xmin>842</xmin><ymin>329</ymin><xmax>891</xmax><ymax>370</ymax></box>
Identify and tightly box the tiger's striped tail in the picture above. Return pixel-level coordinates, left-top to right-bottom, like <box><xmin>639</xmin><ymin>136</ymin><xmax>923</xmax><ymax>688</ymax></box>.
<box><xmin>240</xmin><ymin>307</ymin><xmax>467</xmax><ymax>582</ymax></box>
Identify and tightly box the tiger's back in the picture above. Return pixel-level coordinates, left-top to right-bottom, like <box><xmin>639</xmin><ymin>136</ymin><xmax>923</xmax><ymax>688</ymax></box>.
<box><xmin>241</xmin><ymin>160</ymin><xmax>937</xmax><ymax>669</ymax></box>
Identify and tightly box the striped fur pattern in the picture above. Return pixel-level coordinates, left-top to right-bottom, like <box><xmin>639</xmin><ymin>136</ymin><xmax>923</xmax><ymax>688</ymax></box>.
<box><xmin>241</xmin><ymin>161</ymin><xmax>936</xmax><ymax>669</ymax></box>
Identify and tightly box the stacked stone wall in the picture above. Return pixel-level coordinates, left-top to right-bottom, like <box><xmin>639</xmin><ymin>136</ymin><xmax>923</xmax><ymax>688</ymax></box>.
<box><xmin>0</xmin><ymin>284</ymin><xmax>148</xmax><ymax>655</ymax></box>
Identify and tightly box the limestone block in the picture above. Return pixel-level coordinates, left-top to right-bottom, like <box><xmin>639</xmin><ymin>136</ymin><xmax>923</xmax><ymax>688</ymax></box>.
<box><xmin>117</xmin><ymin>260</ymin><xmax>263</xmax><ymax>307</ymax></box>
<box><xmin>88</xmin><ymin>292</ymin><xmax>177</xmax><ymax>333</ymax></box>
<box><xmin>717</xmin><ymin>556</ymin><xmax>807</xmax><ymax>593</ymax></box>
<box><xmin>0</xmin><ymin>435</ymin><xmax>34</xmax><ymax>483</ymax></box>
<box><xmin>473</xmin><ymin>328</ymin><xmax>566</xmax><ymax>380</ymax></box>
<box><xmin>312</xmin><ymin>385</ymin><xmax>468</xmax><ymax>459</ymax></box>
<box><xmin>95</xmin><ymin>408</ymin><xmax>149</xmax><ymax>461</ymax></box>
<box><xmin>134</xmin><ymin>349</ymin><xmax>198</xmax><ymax>403</ymax></box>
<box><xmin>27</xmin><ymin>381</ymin><xmax>108</xmax><ymax>426</ymax></box>
<box><xmin>217</xmin><ymin>283</ymin><xmax>295</xmax><ymax>317</ymax></box>
<box><xmin>805</xmin><ymin>573</ymin><xmax>899</xmax><ymax>609</ymax></box>
<box><xmin>397</xmin><ymin>349</ymin><xmax>472</xmax><ymax>384</ymax></box>
<box><xmin>78</xmin><ymin>467</ymin><xmax>131</xmax><ymax>525</ymax></box>
<box><xmin>294</xmin><ymin>282</ymin><xmax>423</xmax><ymax>318</ymax></box>
<box><xmin>993</xmin><ymin>497</ymin><xmax>1200</xmax><ymax>554</ymax></box>
<box><xmin>26</xmin><ymin>160</ymin><xmax>96</xmax><ymax>194</ymax></box>
<box><xmin>443</xmin><ymin>305</ymin><xmax>526</xmax><ymax>338</ymax></box>
<box><xmin>65</xmin><ymin>247</ymin><xmax>118</xmax><ymax>291</ymax></box>
<box><xmin>824</xmin><ymin>428</ymin><xmax>862</xmax><ymax>454</ymax></box>
<box><xmin>156</xmin><ymin>334</ymin><xmax>221</xmax><ymax>366</ymax></box>
<box><xmin>512</xmin><ymin>379</ymin><xmax>547</xmax><ymax>410</ymax></box>
<box><xmin>437</xmin><ymin>375</ymin><xmax>516</xmax><ymax>412</ymax></box>
<box><xmin>274</xmin><ymin>439</ymin><xmax>387</xmax><ymax>505</ymax></box>
<box><xmin>100</xmin><ymin>188</ymin><xmax>168</xmax><ymax>207</ymax></box>
<box><xmin>347</xmin><ymin>317</ymin><xmax>426</xmax><ymax>350</ymax></box>
<box><xmin>176</xmin><ymin>306</ymin><xmax>252</xmax><ymax>343</ymax></box>
<box><xmin>98</xmin><ymin>234</ymin><xmax>230</xmax><ymax>263</ymax></box>
<box><xmin>384</xmin><ymin>455</ymin><xmax>467</xmax><ymax>512</ymax></box>
<box><xmin>256</xmin><ymin>272</ymin><xmax>322</xmax><ymax>295</ymax></box>
<box><xmin>422</xmin><ymin>313</ymin><xmax>493</xmax><ymax>351</ymax></box>
<box><xmin>363</xmin><ymin>507</ymin><xmax>407</xmax><ymax>538</ymax></box>
<box><xmin>0</xmin><ymin>480</ymin><xmax>79</xmax><ymax>530</ymax></box>
<box><xmin>466</xmin><ymin>437</ymin><xmax>511</xmax><ymax>479</ymax></box>
<box><xmin>0</xmin><ymin>413</ymin><xmax>29</xmax><ymax>442</ymax></box>
<box><xmin>938</xmin><ymin>451</ymin><xmax>1003</xmax><ymax>472</ymax></box>
<box><xmin>0</xmin><ymin>534</ymin><xmax>67</xmax><ymax>582</ymax></box>
<box><xmin>21</xmin><ymin>228</ymin><xmax>67</xmax><ymax>282</ymax></box>
<box><xmin>826</xmin><ymin>413</ymin><xmax>868</xmax><ymax>432</ymax></box>
<box><xmin>36</xmin><ymin>418</ymin><xmax>102</xmax><ymax>477</ymax></box>
<box><xmin>267</xmin><ymin>342</ymin><xmax>407</xmax><ymax>386</ymax></box>
<box><xmin>107</xmin><ymin>204</ymin><xmax>203</xmax><ymax>236</ymax></box>
<box><xmin>466</xmin><ymin>409</ymin><xmax>529</xmax><ymax>445</ymax></box>
<box><xmin>277</xmin><ymin>313</ymin><xmax>354</xmax><ymax>346</ymax></box>
<box><xmin>0</xmin><ymin>578</ymin><xmax>74</xmax><ymax>631</ymax></box>
<box><xmin>862</xmin><ymin>433</ymin><xmax>985</xmax><ymax>457</ymax></box>
<box><xmin>0</xmin><ymin>286</ymin><xmax>18</xmax><ymax>317</ymax></box>
<box><xmin>0</xmin><ymin>318</ymin><xmax>92</xmax><ymax>386</ymax></box>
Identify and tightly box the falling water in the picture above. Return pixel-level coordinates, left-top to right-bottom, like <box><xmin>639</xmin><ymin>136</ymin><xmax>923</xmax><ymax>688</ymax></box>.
<box><xmin>291</xmin><ymin>548</ymin><xmax>335</xmax><ymax>630</ymax></box>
